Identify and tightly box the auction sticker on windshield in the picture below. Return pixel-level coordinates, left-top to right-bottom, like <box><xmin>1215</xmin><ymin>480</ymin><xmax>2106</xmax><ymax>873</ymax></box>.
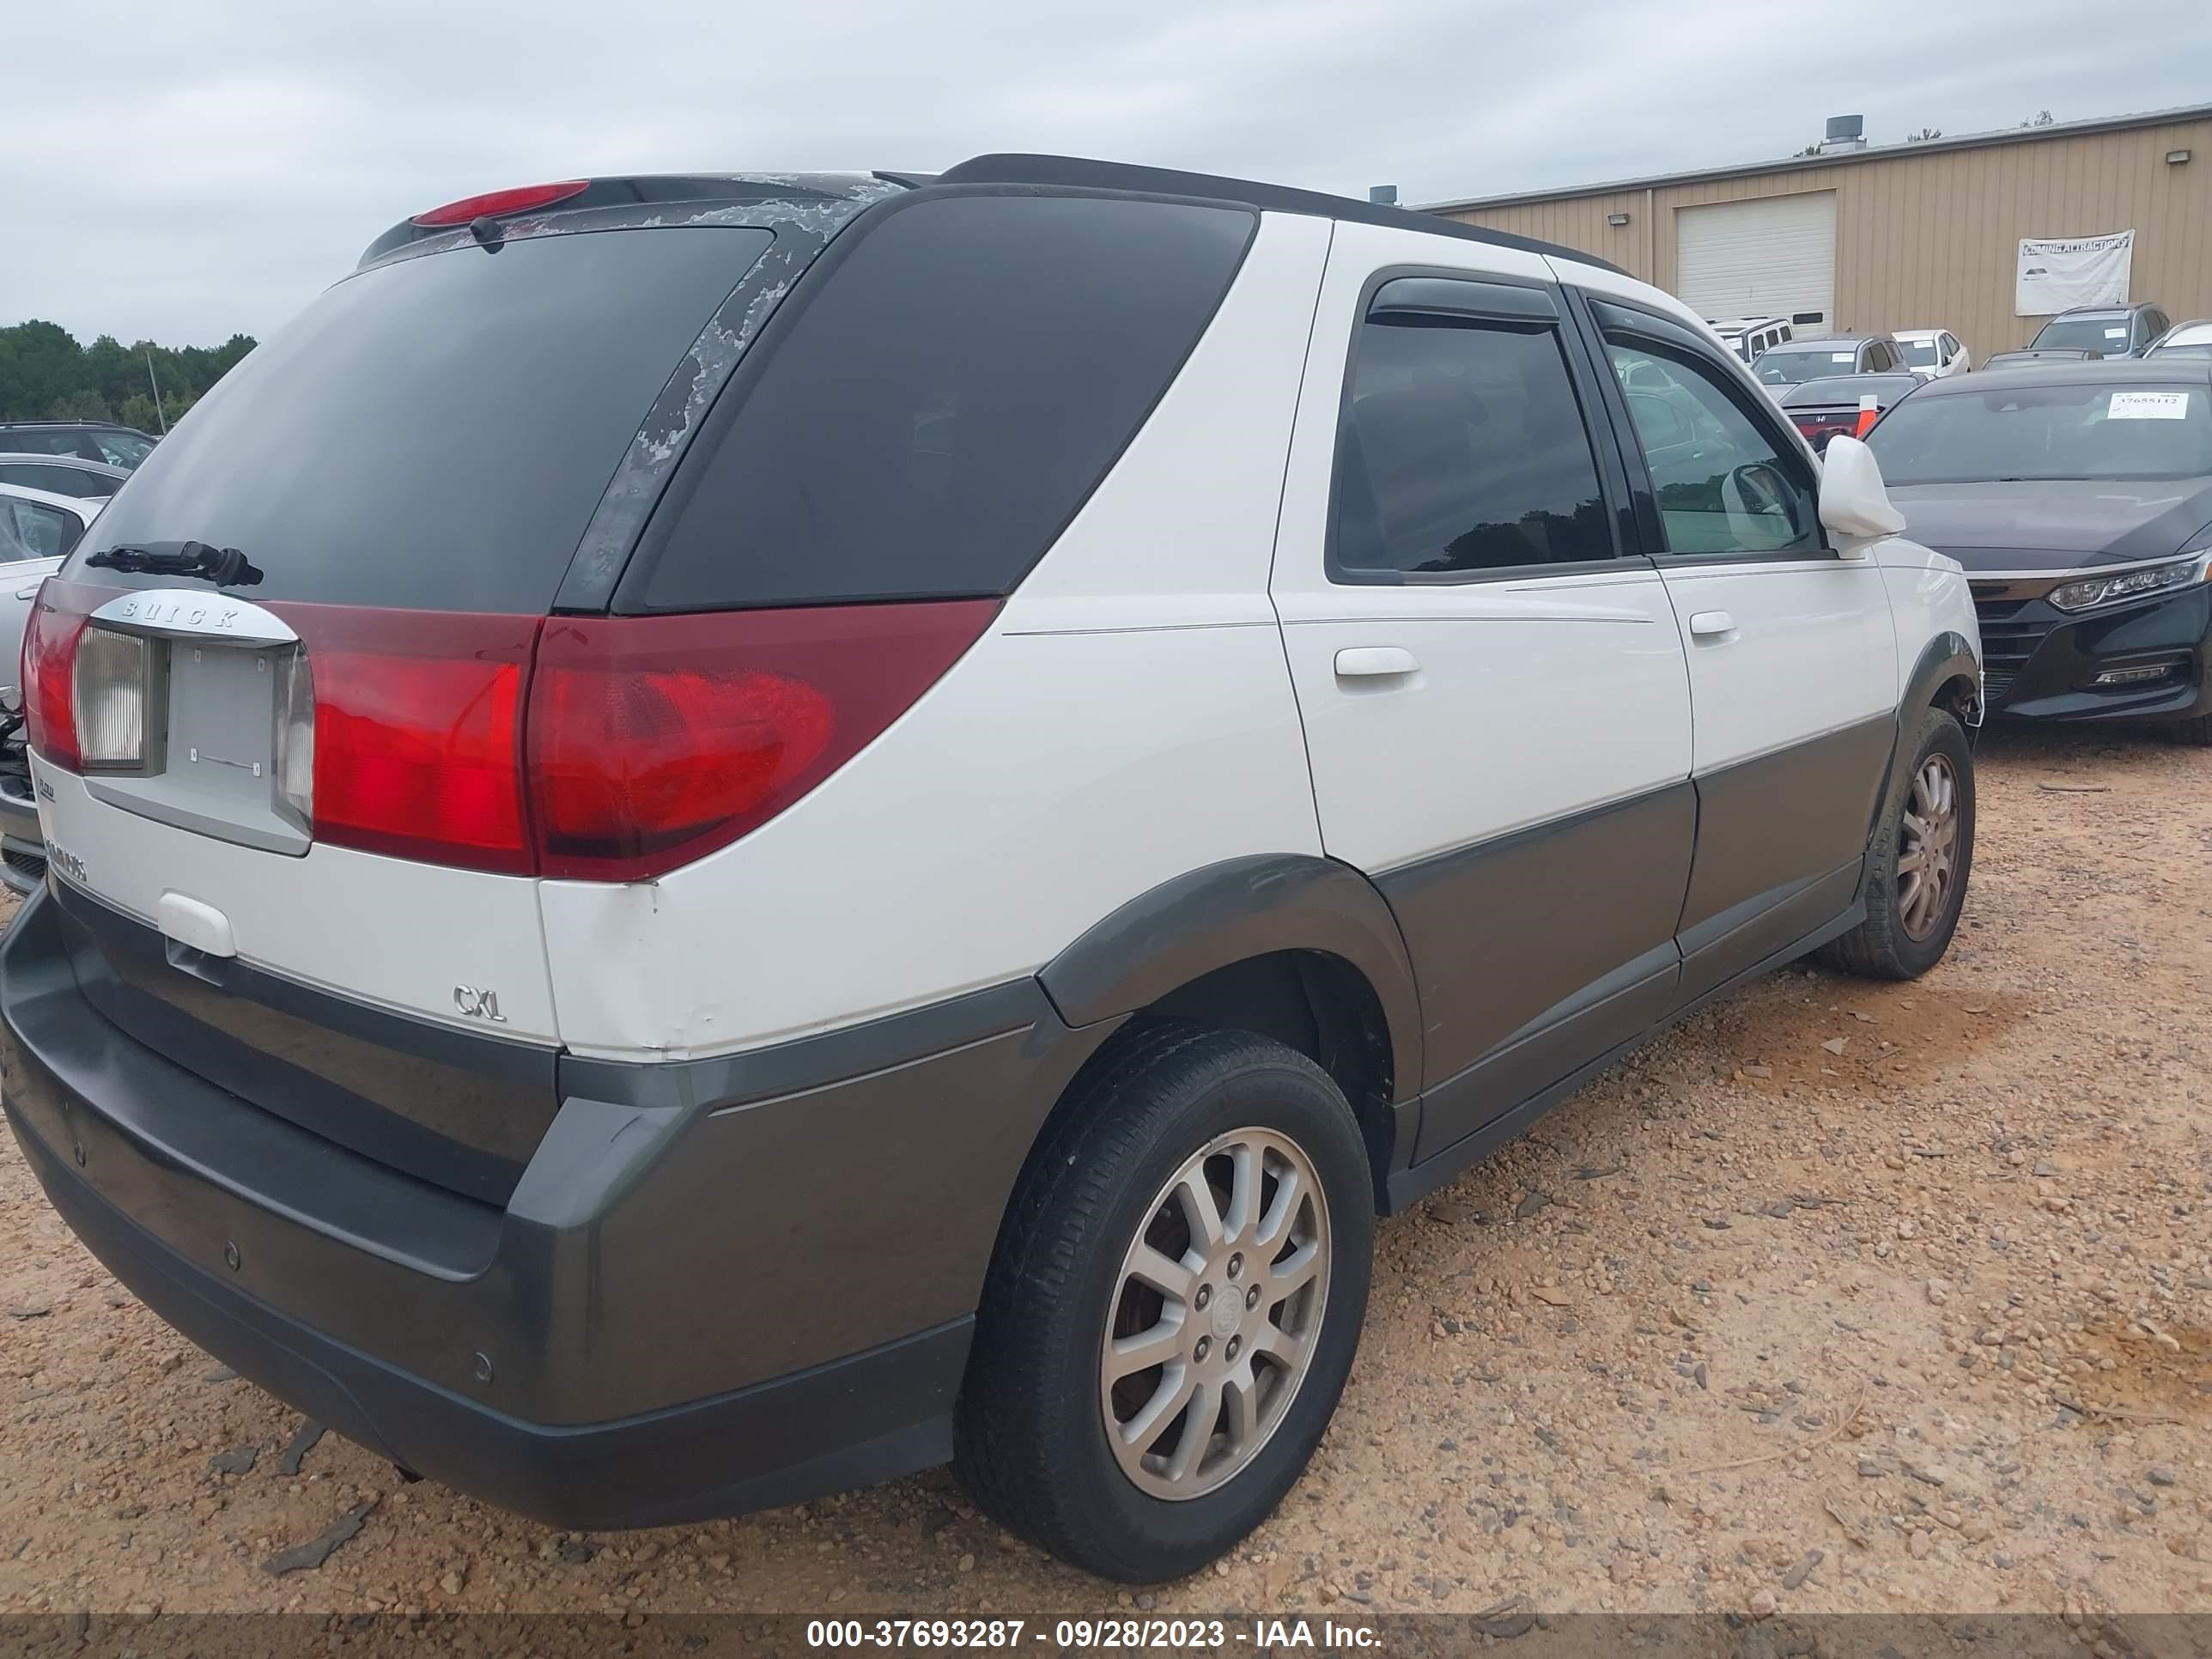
<box><xmin>2109</xmin><ymin>392</ymin><xmax>2191</xmax><ymax>420</ymax></box>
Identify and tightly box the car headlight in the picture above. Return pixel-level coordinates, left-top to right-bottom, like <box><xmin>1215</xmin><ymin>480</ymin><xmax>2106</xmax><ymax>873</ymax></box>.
<box><xmin>2048</xmin><ymin>554</ymin><xmax>2210</xmax><ymax>612</ymax></box>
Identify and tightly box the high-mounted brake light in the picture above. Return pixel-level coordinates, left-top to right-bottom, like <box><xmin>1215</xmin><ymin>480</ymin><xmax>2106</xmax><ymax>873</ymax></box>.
<box><xmin>410</xmin><ymin>179</ymin><xmax>589</xmax><ymax>228</ymax></box>
<box><xmin>1791</xmin><ymin>413</ymin><xmax>1856</xmax><ymax>454</ymax></box>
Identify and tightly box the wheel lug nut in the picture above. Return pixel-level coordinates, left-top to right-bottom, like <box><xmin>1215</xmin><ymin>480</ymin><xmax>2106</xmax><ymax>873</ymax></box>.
<box><xmin>1194</xmin><ymin>1285</ymin><xmax>1212</xmax><ymax>1310</ymax></box>
<box><xmin>1225</xmin><ymin>1336</ymin><xmax>1240</xmax><ymax>1361</ymax></box>
<box><xmin>1194</xmin><ymin>1336</ymin><xmax>1211</xmax><ymax>1363</ymax></box>
<box><xmin>1227</xmin><ymin>1253</ymin><xmax>1244</xmax><ymax>1280</ymax></box>
<box><xmin>1246</xmin><ymin>1285</ymin><xmax>1261</xmax><ymax>1310</ymax></box>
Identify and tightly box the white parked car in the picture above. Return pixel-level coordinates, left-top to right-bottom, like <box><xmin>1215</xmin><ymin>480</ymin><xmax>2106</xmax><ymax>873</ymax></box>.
<box><xmin>1707</xmin><ymin>314</ymin><xmax>1795</xmax><ymax>363</ymax></box>
<box><xmin>0</xmin><ymin>453</ymin><xmax>129</xmax><ymax>503</ymax></box>
<box><xmin>2147</xmin><ymin>319</ymin><xmax>2212</xmax><ymax>360</ymax></box>
<box><xmin>0</xmin><ymin>482</ymin><xmax>93</xmax><ymax>682</ymax></box>
<box><xmin>1</xmin><ymin>158</ymin><xmax>1984</xmax><ymax>1583</ymax></box>
<box><xmin>1892</xmin><ymin>328</ymin><xmax>1972</xmax><ymax>379</ymax></box>
<box><xmin>0</xmin><ymin>482</ymin><xmax>89</xmax><ymax>893</ymax></box>
<box><xmin>0</xmin><ymin>479</ymin><xmax>94</xmax><ymax>566</ymax></box>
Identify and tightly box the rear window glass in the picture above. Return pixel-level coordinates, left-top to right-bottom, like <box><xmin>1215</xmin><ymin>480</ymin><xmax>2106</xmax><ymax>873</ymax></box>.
<box><xmin>2028</xmin><ymin>317</ymin><xmax>2125</xmax><ymax>355</ymax></box>
<box><xmin>71</xmin><ymin>227</ymin><xmax>772</xmax><ymax>611</ymax></box>
<box><xmin>1753</xmin><ymin>343</ymin><xmax>1863</xmax><ymax>385</ymax></box>
<box><xmin>625</xmin><ymin>192</ymin><xmax>1254</xmax><ymax>611</ymax></box>
<box><xmin>1867</xmin><ymin>381</ymin><xmax>2212</xmax><ymax>483</ymax></box>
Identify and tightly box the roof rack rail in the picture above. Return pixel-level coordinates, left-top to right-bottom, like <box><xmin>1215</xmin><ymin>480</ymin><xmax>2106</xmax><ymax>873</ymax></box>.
<box><xmin>935</xmin><ymin>153</ymin><xmax>1628</xmax><ymax>277</ymax></box>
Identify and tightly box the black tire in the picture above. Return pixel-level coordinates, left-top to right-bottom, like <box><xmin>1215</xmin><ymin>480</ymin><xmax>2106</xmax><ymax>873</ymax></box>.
<box><xmin>953</xmin><ymin>1022</ymin><xmax>1373</xmax><ymax>1583</ymax></box>
<box><xmin>2154</xmin><ymin>712</ymin><xmax>2212</xmax><ymax>746</ymax></box>
<box><xmin>1820</xmin><ymin>706</ymin><xmax>1974</xmax><ymax>980</ymax></box>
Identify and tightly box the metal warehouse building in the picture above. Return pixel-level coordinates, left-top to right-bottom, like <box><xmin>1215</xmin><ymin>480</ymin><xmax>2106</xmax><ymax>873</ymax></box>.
<box><xmin>1425</xmin><ymin>103</ymin><xmax>2211</xmax><ymax>360</ymax></box>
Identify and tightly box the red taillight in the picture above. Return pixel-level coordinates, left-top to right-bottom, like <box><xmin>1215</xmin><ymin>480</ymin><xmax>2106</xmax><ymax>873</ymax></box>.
<box><xmin>528</xmin><ymin>601</ymin><xmax>998</xmax><ymax>882</ymax></box>
<box><xmin>21</xmin><ymin>587</ymin><xmax>994</xmax><ymax>883</ymax></box>
<box><xmin>410</xmin><ymin>179</ymin><xmax>589</xmax><ymax>228</ymax></box>
<box><xmin>271</xmin><ymin>604</ymin><xmax>541</xmax><ymax>875</ymax></box>
<box><xmin>21</xmin><ymin>578</ymin><xmax>94</xmax><ymax>770</ymax></box>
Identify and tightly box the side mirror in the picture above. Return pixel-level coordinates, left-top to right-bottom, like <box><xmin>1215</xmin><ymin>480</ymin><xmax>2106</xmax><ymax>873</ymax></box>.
<box><xmin>1819</xmin><ymin>434</ymin><xmax>1905</xmax><ymax>550</ymax></box>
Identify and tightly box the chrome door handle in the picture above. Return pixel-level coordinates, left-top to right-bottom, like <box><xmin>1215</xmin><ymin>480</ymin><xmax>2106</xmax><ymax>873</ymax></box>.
<box><xmin>1334</xmin><ymin>646</ymin><xmax>1420</xmax><ymax>678</ymax></box>
<box><xmin>1688</xmin><ymin>611</ymin><xmax>1736</xmax><ymax>638</ymax></box>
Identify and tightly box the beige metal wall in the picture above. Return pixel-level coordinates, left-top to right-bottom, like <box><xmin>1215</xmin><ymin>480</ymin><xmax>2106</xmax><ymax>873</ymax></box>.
<box><xmin>1441</xmin><ymin>112</ymin><xmax>2212</xmax><ymax>358</ymax></box>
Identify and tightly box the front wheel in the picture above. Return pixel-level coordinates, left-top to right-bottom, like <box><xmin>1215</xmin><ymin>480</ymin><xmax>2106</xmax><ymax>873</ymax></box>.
<box><xmin>2154</xmin><ymin>712</ymin><xmax>2212</xmax><ymax>747</ymax></box>
<box><xmin>1820</xmin><ymin>706</ymin><xmax>1974</xmax><ymax>980</ymax></box>
<box><xmin>954</xmin><ymin>1024</ymin><xmax>1372</xmax><ymax>1583</ymax></box>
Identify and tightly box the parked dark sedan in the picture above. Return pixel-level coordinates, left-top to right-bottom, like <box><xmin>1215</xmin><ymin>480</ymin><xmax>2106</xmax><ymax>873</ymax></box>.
<box><xmin>0</xmin><ymin>422</ymin><xmax>157</xmax><ymax>470</ymax></box>
<box><xmin>1979</xmin><ymin>348</ymin><xmax>2102</xmax><ymax>371</ymax></box>
<box><xmin>2028</xmin><ymin>301</ymin><xmax>2172</xmax><ymax>361</ymax></box>
<box><xmin>1778</xmin><ymin>372</ymin><xmax>1922</xmax><ymax>453</ymax></box>
<box><xmin>1865</xmin><ymin>360</ymin><xmax>2212</xmax><ymax>743</ymax></box>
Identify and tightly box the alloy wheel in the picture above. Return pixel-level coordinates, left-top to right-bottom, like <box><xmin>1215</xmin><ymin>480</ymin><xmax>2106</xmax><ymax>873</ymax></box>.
<box><xmin>1897</xmin><ymin>752</ymin><xmax>1960</xmax><ymax>940</ymax></box>
<box><xmin>1098</xmin><ymin>1127</ymin><xmax>1330</xmax><ymax>1501</ymax></box>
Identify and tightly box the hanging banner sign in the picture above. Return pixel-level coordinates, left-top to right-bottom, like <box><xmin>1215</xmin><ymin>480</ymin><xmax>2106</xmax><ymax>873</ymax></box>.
<box><xmin>2015</xmin><ymin>230</ymin><xmax>2134</xmax><ymax>316</ymax></box>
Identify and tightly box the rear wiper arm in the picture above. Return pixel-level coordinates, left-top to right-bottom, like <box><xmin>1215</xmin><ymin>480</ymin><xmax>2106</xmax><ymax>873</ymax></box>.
<box><xmin>84</xmin><ymin>541</ymin><xmax>264</xmax><ymax>586</ymax></box>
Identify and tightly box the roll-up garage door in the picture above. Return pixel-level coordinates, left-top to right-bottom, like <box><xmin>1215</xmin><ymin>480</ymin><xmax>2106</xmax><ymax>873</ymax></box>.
<box><xmin>1675</xmin><ymin>192</ymin><xmax>1837</xmax><ymax>335</ymax></box>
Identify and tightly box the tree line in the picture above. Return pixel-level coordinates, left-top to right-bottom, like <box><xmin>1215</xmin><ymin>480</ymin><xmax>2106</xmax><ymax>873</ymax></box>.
<box><xmin>0</xmin><ymin>320</ymin><xmax>258</xmax><ymax>432</ymax></box>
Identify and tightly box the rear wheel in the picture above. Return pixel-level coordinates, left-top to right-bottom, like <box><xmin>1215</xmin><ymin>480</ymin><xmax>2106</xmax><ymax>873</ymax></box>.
<box><xmin>1820</xmin><ymin>707</ymin><xmax>1974</xmax><ymax>980</ymax></box>
<box><xmin>954</xmin><ymin>1024</ymin><xmax>1371</xmax><ymax>1583</ymax></box>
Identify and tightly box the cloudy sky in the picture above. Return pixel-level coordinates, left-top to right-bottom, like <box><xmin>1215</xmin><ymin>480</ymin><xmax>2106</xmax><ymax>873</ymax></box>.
<box><xmin>7</xmin><ymin>0</ymin><xmax>2208</xmax><ymax>347</ymax></box>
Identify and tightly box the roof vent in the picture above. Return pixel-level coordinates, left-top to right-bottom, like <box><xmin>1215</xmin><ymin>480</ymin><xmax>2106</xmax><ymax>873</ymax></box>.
<box><xmin>1820</xmin><ymin>114</ymin><xmax>1867</xmax><ymax>155</ymax></box>
<box><xmin>1368</xmin><ymin>185</ymin><xmax>1398</xmax><ymax>205</ymax></box>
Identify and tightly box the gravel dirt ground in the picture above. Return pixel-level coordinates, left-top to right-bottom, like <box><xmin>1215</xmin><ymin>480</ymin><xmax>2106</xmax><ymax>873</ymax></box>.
<box><xmin>2</xmin><ymin>726</ymin><xmax>2209</xmax><ymax>1627</ymax></box>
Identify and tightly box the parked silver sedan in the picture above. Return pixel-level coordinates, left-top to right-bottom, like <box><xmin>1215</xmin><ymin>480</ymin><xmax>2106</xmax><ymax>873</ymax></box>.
<box><xmin>0</xmin><ymin>453</ymin><xmax>130</xmax><ymax>502</ymax></box>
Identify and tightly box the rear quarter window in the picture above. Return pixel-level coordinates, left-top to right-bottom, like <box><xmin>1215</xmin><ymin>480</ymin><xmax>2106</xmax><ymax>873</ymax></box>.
<box><xmin>623</xmin><ymin>191</ymin><xmax>1256</xmax><ymax>611</ymax></box>
<box><xmin>0</xmin><ymin>463</ymin><xmax>106</xmax><ymax>498</ymax></box>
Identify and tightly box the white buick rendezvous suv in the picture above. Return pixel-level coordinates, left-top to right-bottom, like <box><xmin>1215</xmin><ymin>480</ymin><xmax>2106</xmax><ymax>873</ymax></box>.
<box><xmin>2</xmin><ymin>156</ymin><xmax>1980</xmax><ymax>1583</ymax></box>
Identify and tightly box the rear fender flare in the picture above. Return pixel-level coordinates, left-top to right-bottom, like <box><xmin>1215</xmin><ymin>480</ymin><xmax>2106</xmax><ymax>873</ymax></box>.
<box><xmin>1038</xmin><ymin>854</ymin><xmax>1423</xmax><ymax>1107</ymax></box>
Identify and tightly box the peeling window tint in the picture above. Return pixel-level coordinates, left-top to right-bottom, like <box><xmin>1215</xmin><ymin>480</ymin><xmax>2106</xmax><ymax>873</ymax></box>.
<box><xmin>635</xmin><ymin>194</ymin><xmax>1254</xmax><ymax>610</ymax></box>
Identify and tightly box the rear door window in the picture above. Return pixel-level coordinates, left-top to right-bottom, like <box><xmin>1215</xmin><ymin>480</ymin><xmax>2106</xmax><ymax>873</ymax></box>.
<box><xmin>73</xmin><ymin>227</ymin><xmax>774</xmax><ymax>612</ymax></box>
<box><xmin>0</xmin><ymin>497</ymin><xmax>82</xmax><ymax>560</ymax></box>
<box><xmin>625</xmin><ymin>192</ymin><xmax>1255</xmax><ymax>611</ymax></box>
<box><xmin>1331</xmin><ymin>295</ymin><xmax>1613</xmax><ymax>578</ymax></box>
